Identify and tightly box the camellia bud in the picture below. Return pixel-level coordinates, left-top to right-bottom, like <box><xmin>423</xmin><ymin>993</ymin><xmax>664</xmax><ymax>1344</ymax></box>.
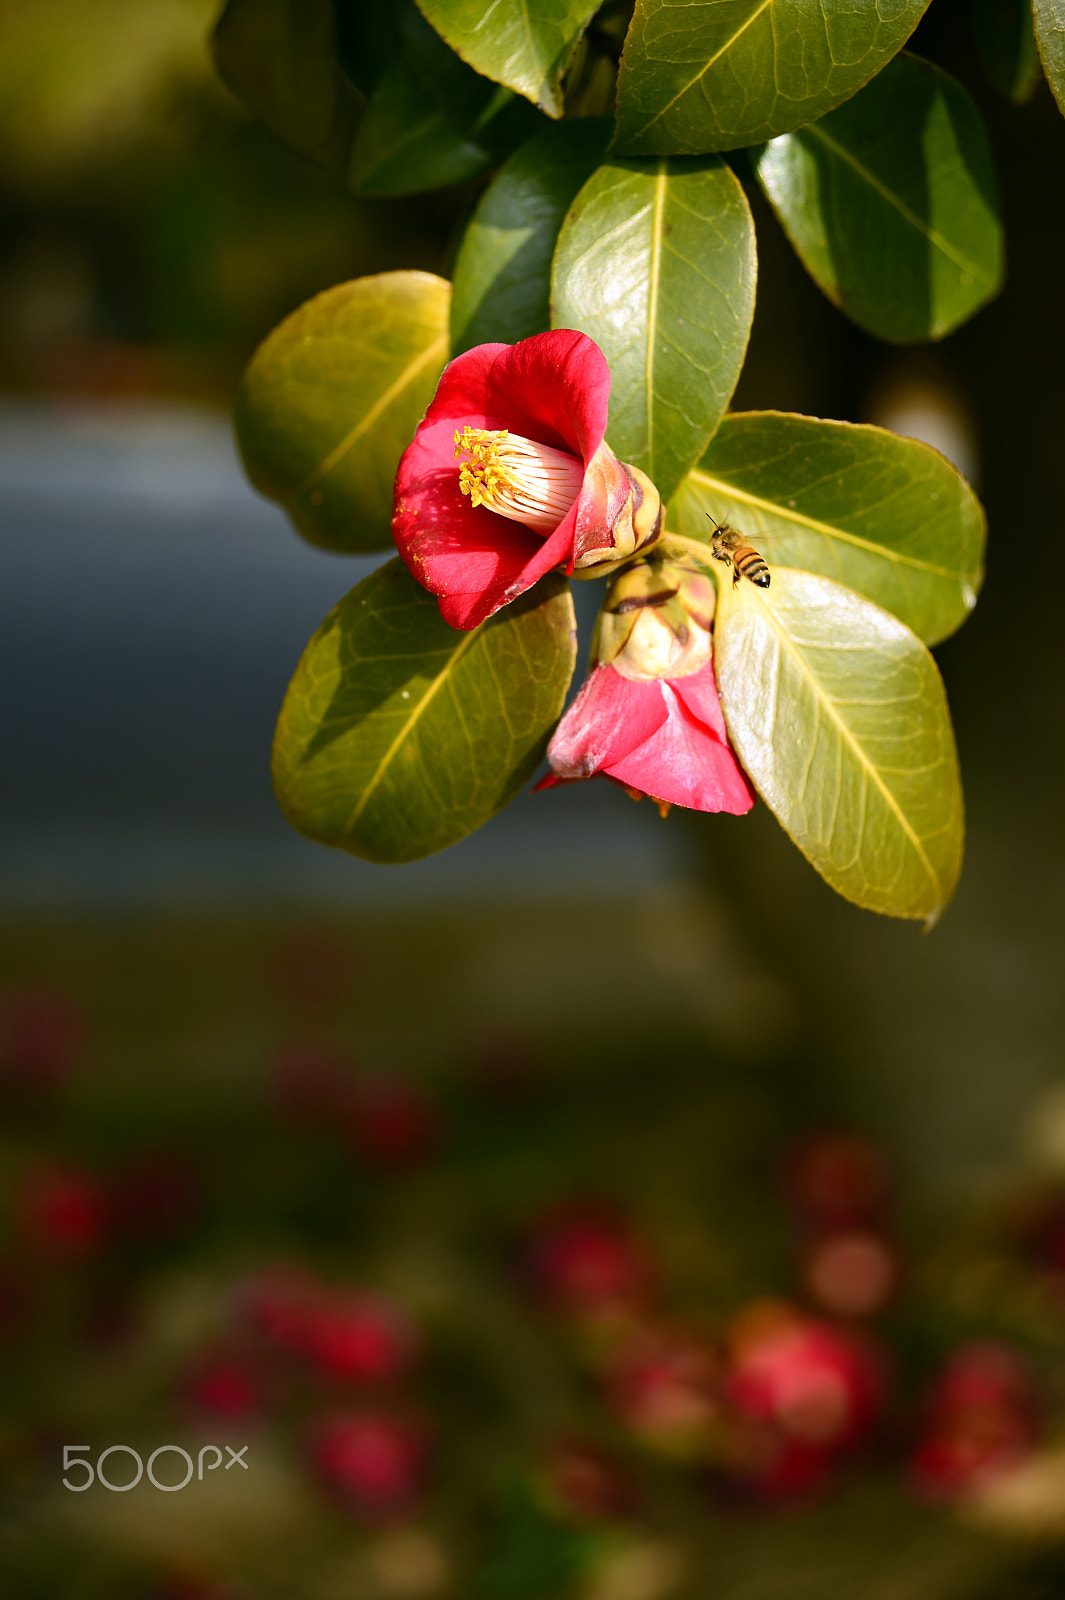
<box><xmin>539</xmin><ymin>551</ymin><xmax>753</xmax><ymax>816</ymax></box>
<box><xmin>570</xmin><ymin>448</ymin><xmax>662</xmax><ymax>573</ymax></box>
<box><xmin>593</xmin><ymin>560</ymin><xmax>716</xmax><ymax>682</ymax></box>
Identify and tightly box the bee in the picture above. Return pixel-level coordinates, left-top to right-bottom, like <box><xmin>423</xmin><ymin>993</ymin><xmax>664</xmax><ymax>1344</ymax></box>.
<box><xmin>706</xmin><ymin>514</ymin><xmax>771</xmax><ymax>589</ymax></box>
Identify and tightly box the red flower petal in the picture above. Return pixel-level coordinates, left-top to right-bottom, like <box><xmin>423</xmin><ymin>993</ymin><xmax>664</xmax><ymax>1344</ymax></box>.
<box><xmin>420</xmin><ymin>342</ymin><xmax>508</xmax><ymax>427</ymax></box>
<box><xmin>395</xmin><ymin>418</ymin><xmax>545</xmax><ymax>630</ymax></box>
<box><xmin>419</xmin><ymin>331</ymin><xmax>609</xmax><ymax>462</ymax></box>
<box><xmin>483</xmin><ymin>330</ymin><xmax>610</xmax><ymax>461</ymax></box>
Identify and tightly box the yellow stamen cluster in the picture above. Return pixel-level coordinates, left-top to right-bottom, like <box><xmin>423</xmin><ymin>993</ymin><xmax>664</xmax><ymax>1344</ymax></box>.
<box><xmin>453</xmin><ymin>426</ymin><xmax>584</xmax><ymax>535</ymax></box>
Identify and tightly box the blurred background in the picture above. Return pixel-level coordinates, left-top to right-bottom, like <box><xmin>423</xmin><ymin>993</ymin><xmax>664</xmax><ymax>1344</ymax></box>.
<box><xmin>3</xmin><ymin>2</ymin><xmax>1065</xmax><ymax>1596</ymax></box>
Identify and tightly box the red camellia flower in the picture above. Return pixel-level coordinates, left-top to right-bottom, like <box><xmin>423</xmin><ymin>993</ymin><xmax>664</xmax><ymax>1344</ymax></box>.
<box><xmin>185</xmin><ymin>1353</ymin><xmax>263</xmax><ymax>1420</ymax></box>
<box><xmin>311</xmin><ymin>1409</ymin><xmax>429</xmax><ymax>1519</ymax></box>
<box><xmin>346</xmin><ymin>1073</ymin><xmax>439</xmax><ymax>1167</ymax></box>
<box><xmin>525</xmin><ymin>1202</ymin><xmax>657</xmax><ymax>1319</ymax></box>
<box><xmin>540</xmin><ymin>661</ymin><xmax>755</xmax><ymax>815</ymax></box>
<box><xmin>709</xmin><ymin>1304</ymin><xmax>886</xmax><ymax>1501</ymax></box>
<box><xmin>16</xmin><ymin>1160</ymin><xmax>109</xmax><ymax>1260</ymax></box>
<box><xmin>236</xmin><ymin>1263</ymin><xmax>320</xmax><ymax>1352</ymax></box>
<box><xmin>724</xmin><ymin>1301</ymin><xmax>883</xmax><ymax>1457</ymax></box>
<box><xmin>393</xmin><ymin>330</ymin><xmax>661</xmax><ymax>629</ymax></box>
<box><xmin>301</xmin><ymin>1291</ymin><xmax>418</xmax><ymax>1385</ymax></box>
<box><xmin>909</xmin><ymin>1341</ymin><xmax>1039</xmax><ymax>1501</ymax></box>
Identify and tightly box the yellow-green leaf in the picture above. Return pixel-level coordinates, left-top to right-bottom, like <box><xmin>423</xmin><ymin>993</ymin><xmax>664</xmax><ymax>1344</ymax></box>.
<box><xmin>551</xmin><ymin>157</ymin><xmax>756</xmax><ymax>503</ymax></box>
<box><xmin>235</xmin><ymin>272</ymin><xmax>450</xmax><ymax>554</ymax></box>
<box><xmin>668</xmin><ymin>411</ymin><xmax>984</xmax><ymax>646</ymax></box>
<box><xmin>1034</xmin><ymin>0</ymin><xmax>1065</xmax><ymax>116</ymax></box>
<box><xmin>753</xmin><ymin>55</ymin><xmax>1004</xmax><ymax>344</ymax></box>
<box><xmin>714</xmin><ymin>567</ymin><xmax>963</xmax><ymax>924</ymax></box>
<box><xmin>413</xmin><ymin>0</ymin><xmax>601</xmax><ymax>117</ymax></box>
<box><xmin>272</xmin><ymin>559</ymin><xmax>577</xmax><ymax>862</ymax></box>
<box><xmin>614</xmin><ymin>0</ymin><xmax>932</xmax><ymax>155</ymax></box>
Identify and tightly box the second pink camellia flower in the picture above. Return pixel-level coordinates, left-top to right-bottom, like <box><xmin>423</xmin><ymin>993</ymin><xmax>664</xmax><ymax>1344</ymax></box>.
<box><xmin>541</xmin><ymin>664</ymin><xmax>755</xmax><ymax>816</ymax></box>
<box><xmin>538</xmin><ymin>560</ymin><xmax>755</xmax><ymax>816</ymax></box>
<box><xmin>393</xmin><ymin>330</ymin><xmax>661</xmax><ymax>630</ymax></box>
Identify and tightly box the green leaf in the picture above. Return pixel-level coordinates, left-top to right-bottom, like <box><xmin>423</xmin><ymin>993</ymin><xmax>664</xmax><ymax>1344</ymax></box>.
<box><xmin>348</xmin><ymin>58</ymin><xmax>497</xmax><ymax>195</ymax></box>
<box><xmin>272</xmin><ymin>560</ymin><xmax>577</xmax><ymax>863</ymax></box>
<box><xmin>235</xmin><ymin>272</ymin><xmax>450</xmax><ymax>554</ymax></box>
<box><xmin>613</xmin><ymin>0</ymin><xmax>932</xmax><ymax>156</ymax></box>
<box><xmin>753</xmin><ymin>54</ymin><xmax>1004</xmax><ymax>344</ymax></box>
<box><xmin>347</xmin><ymin>4</ymin><xmax>543</xmax><ymax>196</ymax></box>
<box><xmin>1033</xmin><ymin>0</ymin><xmax>1065</xmax><ymax>116</ymax></box>
<box><xmin>713</xmin><ymin>567</ymin><xmax>963</xmax><ymax>924</ymax></box>
<box><xmin>450</xmin><ymin>118</ymin><xmax>611</xmax><ymax>355</ymax></box>
<box><xmin>412</xmin><ymin>0</ymin><xmax>601</xmax><ymax>116</ymax></box>
<box><xmin>974</xmin><ymin>0</ymin><xmax>1043</xmax><ymax>103</ymax></box>
<box><xmin>668</xmin><ymin>411</ymin><xmax>984</xmax><ymax>646</ymax></box>
<box><xmin>551</xmin><ymin>157</ymin><xmax>755</xmax><ymax>504</ymax></box>
<box><xmin>212</xmin><ymin>0</ymin><xmax>354</xmax><ymax>164</ymax></box>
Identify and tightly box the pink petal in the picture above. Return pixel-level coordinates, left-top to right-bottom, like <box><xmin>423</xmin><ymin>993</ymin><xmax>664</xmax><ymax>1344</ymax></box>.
<box><xmin>606</xmin><ymin>684</ymin><xmax>755</xmax><ymax>814</ymax></box>
<box><xmin>546</xmin><ymin>666</ymin><xmax>670</xmax><ymax>779</ymax></box>
<box><xmin>670</xmin><ymin>661</ymin><xmax>731</xmax><ymax>743</ymax></box>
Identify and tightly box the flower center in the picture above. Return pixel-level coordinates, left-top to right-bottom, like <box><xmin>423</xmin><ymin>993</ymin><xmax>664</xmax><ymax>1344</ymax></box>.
<box><xmin>453</xmin><ymin>427</ymin><xmax>584</xmax><ymax>535</ymax></box>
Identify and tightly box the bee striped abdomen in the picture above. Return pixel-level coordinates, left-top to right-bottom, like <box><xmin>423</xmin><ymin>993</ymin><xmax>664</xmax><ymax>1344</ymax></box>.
<box><xmin>733</xmin><ymin>545</ymin><xmax>770</xmax><ymax>587</ymax></box>
<box><xmin>707</xmin><ymin>517</ymin><xmax>771</xmax><ymax>589</ymax></box>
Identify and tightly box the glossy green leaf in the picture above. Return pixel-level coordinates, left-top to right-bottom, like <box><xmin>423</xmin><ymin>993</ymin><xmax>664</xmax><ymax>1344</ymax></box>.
<box><xmin>753</xmin><ymin>55</ymin><xmax>1003</xmax><ymax>344</ymax></box>
<box><xmin>450</xmin><ymin>118</ymin><xmax>611</xmax><ymax>355</ymax></box>
<box><xmin>1034</xmin><ymin>0</ymin><xmax>1065</xmax><ymax>116</ymax></box>
<box><xmin>235</xmin><ymin>272</ymin><xmax>449</xmax><ymax>554</ymax></box>
<box><xmin>272</xmin><ymin>560</ymin><xmax>577</xmax><ymax>863</ymax></box>
<box><xmin>668</xmin><ymin>411</ymin><xmax>984</xmax><ymax>646</ymax></box>
<box><xmin>974</xmin><ymin>0</ymin><xmax>1043</xmax><ymax>103</ymax></box>
<box><xmin>413</xmin><ymin>0</ymin><xmax>601</xmax><ymax>116</ymax></box>
<box><xmin>212</xmin><ymin>0</ymin><xmax>353</xmax><ymax>164</ymax></box>
<box><xmin>714</xmin><ymin>567</ymin><xmax>963</xmax><ymax>924</ymax></box>
<box><xmin>613</xmin><ymin>0</ymin><xmax>932</xmax><ymax>156</ymax></box>
<box><xmin>348</xmin><ymin>58</ymin><xmax>497</xmax><ymax>194</ymax></box>
<box><xmin>551</xmin><ymin>157</ymin><xmax>756</xmax><ymax>503</ymax></box>
<box><xmin>348</xmin><ymin>3</ymin><xmax>543</xmax><ymax>196</ymax></box>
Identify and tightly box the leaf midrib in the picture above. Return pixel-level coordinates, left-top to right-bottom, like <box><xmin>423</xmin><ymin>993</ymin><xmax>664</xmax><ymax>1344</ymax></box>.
<box><xmin>803</xmin><ymin>123</ymin><xmax>992</xmax><ymax>284</ymax></box>
<box><xmin>344</xmin><ymin>623</ymin><xmax>483</xmax><ymax>831</ymax></box>
<box><xmin>686</xmin><ymin>467</ymin><xmax>963</xmax><ymax>581</ymax></box>
<box><xmin>296</xmin><ymin>331</ymin><xmax>448</xmax><ymax>500</ymax></box>
<box><xmin>644</xmin><ymin>162</ymin><xmax>667</xmax><ymax>483</ymax></box>
<box><xmin>628</xmin><ymin>0</ymin><xmax>774</xmax><ymax>142</ymax></box>
<box><xmin>738</xmin><ymin>576</ymin><xmax>943</xmax><ymax>905</ymax></box>
<box><xmin>469</xmin><ymin>0</ymin><xmax>556</xmax><ymax>109</ymax></box>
